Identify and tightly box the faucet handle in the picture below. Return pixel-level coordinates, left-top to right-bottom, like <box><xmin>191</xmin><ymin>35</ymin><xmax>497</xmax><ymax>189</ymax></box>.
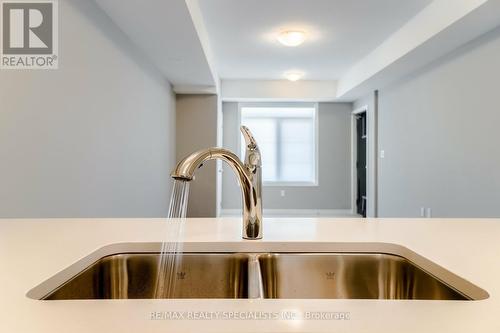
<box><xmin>240</xmin><ymin>126</ymin><xmax>261</xmax><ymax>167</ymax></box>
<box><xmin>240</xmin><ymin>126</ymin><xmax>258</xmax><ymax>150</ymax></box>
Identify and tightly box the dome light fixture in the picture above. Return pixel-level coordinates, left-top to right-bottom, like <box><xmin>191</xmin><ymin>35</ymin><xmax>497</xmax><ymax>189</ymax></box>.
<box><xmin>284</xmin><ymin>71</ymin><xmax>304</xmax><ymax>82</ymax></box>
<box><xmin>277</xmin><ymin>30</ymin><xmax>306</xmax><ymax>47</ymax></box>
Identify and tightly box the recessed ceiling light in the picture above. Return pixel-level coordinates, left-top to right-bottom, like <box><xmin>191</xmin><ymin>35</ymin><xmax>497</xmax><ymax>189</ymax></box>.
<box><xmin>277</xmin><ymin>30</ymin><xmax>306</xmax><ymax>47</ymax></box>
<box><xmin>284</xmin><ymin>71</ymin><xmax>304</xmax><ymax>82</ymax></box>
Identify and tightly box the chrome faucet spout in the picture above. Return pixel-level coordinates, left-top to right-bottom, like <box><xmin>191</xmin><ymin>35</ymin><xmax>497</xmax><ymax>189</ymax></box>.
<box><xmin>171</xmin><ymin>126</ymin><xmax>263</xmax><ymax>239</ymax></box>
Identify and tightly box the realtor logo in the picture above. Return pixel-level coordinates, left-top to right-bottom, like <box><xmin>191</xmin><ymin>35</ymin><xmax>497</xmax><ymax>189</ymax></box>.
<box><xmin>1</xmin><ymin>0</ymin><xmax>58</xmax><ymax>69</ymax></box>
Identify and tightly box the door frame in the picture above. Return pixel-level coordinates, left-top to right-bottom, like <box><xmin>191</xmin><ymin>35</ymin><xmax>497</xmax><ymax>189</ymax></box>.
<box><xmin>351</xmin><ymin>105</ymin><xmax>376</xmax><ymax>217</ymax></box>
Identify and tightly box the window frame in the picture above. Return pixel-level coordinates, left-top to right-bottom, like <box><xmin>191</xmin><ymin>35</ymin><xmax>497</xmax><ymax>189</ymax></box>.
<box><xmin>238</xmin><ymin>102</ymin><xmax>319</xmax><ymax>187</ymax></box>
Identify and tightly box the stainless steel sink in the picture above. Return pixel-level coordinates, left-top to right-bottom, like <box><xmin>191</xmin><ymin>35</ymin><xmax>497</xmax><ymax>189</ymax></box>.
<box><xmin>44</xmin><ymin>253</ymin><xmax>249</xmax><ymax>299</ymax></box>
<box><xmin>29</xmin><ymin>243</ymin><xmax>488</xmax><ymax>301</ymax></box>
<box><xmin>258</xmin><ymin>253</ymin><xmax>467</xmax><ymax>300</ymax></box>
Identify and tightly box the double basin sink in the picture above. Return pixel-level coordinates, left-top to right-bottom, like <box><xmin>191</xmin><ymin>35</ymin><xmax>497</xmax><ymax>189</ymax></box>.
<box><xmin>28</xmin><ymin>243</ymin><xmax>488</xmax><ymax>301</ymax></box>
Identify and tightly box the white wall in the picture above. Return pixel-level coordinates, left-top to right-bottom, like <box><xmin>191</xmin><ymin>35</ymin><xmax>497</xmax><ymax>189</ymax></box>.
<box><xmin>221</xmin><ymin>102</ymin><xmax>352</xmax><ymax>213</ymax></box>
<box><xmin>0</xmin><ymin>0</ymin><xmax>176</xmax><ymax>217</ymax></box>
<box><xmin>221</xmin><ymin>80</ymin><xmax>338</xmax><ymax>102</ymax></box>
<box><xmin>176</xmin><ymin>94</ymin><xmax>218</xmax><ymax>217</ymax></box>
<box><xmin>362</xmin><ymin>26</ymin><xmax>500</xmax><ymax>217</ymax></box>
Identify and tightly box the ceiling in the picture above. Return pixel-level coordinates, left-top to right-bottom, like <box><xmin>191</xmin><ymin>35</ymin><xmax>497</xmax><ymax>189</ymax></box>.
<box><xmin>94</xmin><ymin>0</ymin><xmax>500</xmax><ymax>100</ymax></box>
<box><xmin>197</xmin><ymin>0</ymin><xmax>433</xmax><ymax>80</ymax></box>
<box><xmin>95</xmin><ymin>0</ymin><xmax>215</xmax><ymax>88</ymax></box>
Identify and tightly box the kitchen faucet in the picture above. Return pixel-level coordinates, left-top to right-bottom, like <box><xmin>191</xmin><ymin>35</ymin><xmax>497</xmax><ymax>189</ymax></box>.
<box><xmin>171</xmin><ymin>126</ymin><xmax>263</xmax><ymax>239</ymax></box>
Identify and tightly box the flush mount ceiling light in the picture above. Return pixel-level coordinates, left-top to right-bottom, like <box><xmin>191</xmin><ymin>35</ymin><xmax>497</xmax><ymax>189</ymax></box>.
<box><xmin>277</xmin><ymin>30</ymin><xmax>306</xmax><ymax>47</ymax></box>
<box><xmin>284</xmin><ymin>71</ymin><xmax>304</xmax><ymax>82</ymax></box>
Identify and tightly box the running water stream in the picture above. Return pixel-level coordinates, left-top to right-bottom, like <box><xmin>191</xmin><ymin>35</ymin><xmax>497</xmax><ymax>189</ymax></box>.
<box><xmin>154</xmin><ymin>179</ymin><xmax>190</xmax><ymax>298</ymax></box>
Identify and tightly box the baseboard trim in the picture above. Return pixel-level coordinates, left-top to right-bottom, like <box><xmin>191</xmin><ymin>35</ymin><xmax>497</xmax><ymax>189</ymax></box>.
<box><xmin>220</xmin><ymin>209</ymin><xmax>357</xmax><ymax>218</ymax></box>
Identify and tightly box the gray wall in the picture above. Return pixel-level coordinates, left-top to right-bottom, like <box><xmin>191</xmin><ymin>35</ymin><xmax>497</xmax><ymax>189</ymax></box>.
<box><xmin>176</xmin><ymin>95</ymin><xmax>218</xmax><ymax>217</ymax></box>
<box><xmin>360</xmin><ymin>26</ymin><xmax>500</xmax><ymax>217</ymax></box>
<box><xmin>222</xmin><ymin>102</ymin><xmax>352</xmax><ymax>211</ymax></box>
<box><xmin>0</xmin><ymin>0</ymin><xmax>176</xmax><ymax>217</ymax></box>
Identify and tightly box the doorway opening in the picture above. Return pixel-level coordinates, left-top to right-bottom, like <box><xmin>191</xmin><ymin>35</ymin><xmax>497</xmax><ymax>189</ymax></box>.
<box><xmin>351</xmin><ymin>103</ymin><xmax>376</xmax><ymax>218</ymax></box>
<box><xmin>355</xmin><ymin>112</ymin><xmax>367</xmax><ymax>217</ymax></box>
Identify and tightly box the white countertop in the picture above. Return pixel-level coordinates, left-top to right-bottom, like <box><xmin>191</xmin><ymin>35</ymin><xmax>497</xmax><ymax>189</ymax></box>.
<box><xmin>0</xmin><ymin>217</ymin><xmax>499</xmax><ymax>333</ymax></box>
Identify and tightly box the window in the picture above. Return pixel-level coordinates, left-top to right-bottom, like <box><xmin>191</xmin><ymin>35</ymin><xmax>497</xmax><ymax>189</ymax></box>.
<box><xmin>239</xmin><ymin>103</ymin><xmax>318</xmax><ymax>185</ymax></box>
